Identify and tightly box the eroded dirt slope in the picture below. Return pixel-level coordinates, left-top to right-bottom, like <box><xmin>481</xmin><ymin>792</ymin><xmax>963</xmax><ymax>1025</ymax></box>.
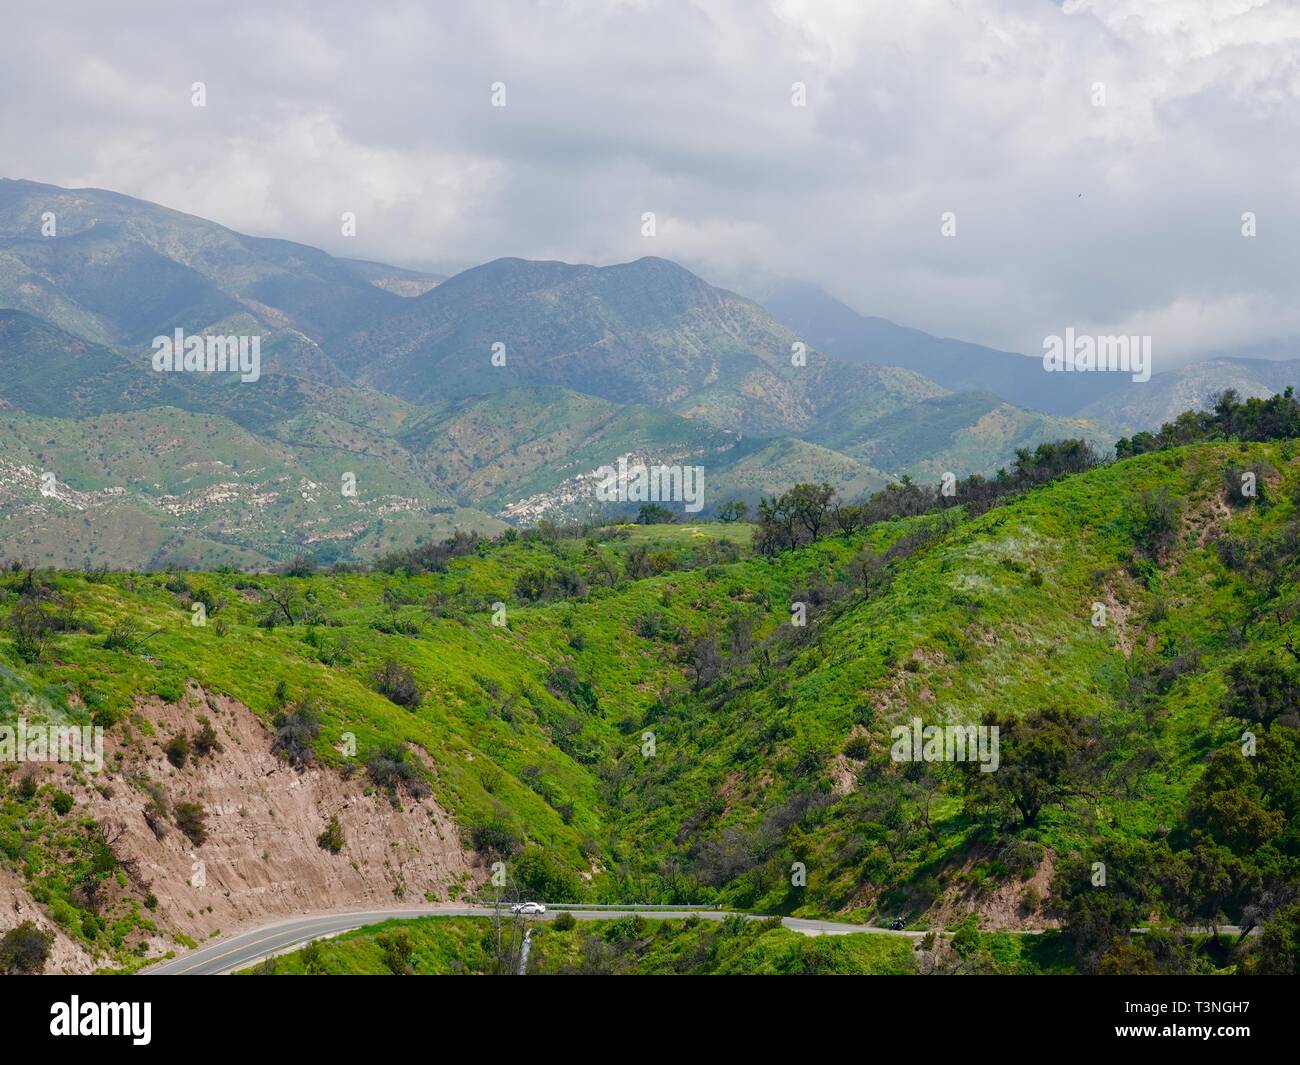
<box><xmin>64</xmin><ymin>683</ymin><xmax>482</xmax><ymax>953</ymax></box>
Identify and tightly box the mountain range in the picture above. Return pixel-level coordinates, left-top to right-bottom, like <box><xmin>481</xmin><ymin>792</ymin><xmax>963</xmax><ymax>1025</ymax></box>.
<box><xmin>1</xmin><ymin>177</ymin><xmax>1295</xmax><ymax>568</ymax></box>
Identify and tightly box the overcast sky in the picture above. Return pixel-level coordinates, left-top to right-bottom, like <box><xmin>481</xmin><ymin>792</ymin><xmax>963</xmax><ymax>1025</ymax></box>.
<box><xmin>5</xmin><ymin>0</ymin><xmax>1300</xmax><ymax>362</ymax></box>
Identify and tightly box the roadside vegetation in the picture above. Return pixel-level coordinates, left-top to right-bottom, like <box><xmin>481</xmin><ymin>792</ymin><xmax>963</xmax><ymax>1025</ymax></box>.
<box><xmin>242</xmin><ymin>914</ymin><xmax>924</xmax><ymax>975</ymax></box>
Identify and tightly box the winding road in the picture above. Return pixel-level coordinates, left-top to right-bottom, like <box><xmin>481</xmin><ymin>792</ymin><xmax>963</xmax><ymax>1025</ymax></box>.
<box><xmin>140</xmin><ymin>905</ymin><xmax>904</xmax><ymax>975</ymax></box>
<box><xmin>141</xmin><ymin>906</ymin><xmax>1253</xmax><ymax>975</ymax></box>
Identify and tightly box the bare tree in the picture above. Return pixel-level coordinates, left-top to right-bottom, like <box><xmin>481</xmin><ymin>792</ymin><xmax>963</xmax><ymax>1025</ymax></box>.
<box><xmin>487</xmin><ymin>875</ymin><xmax>527</xmax><ymax>975</ymax></box>
<box><xmin>266</xmin><ymin>586</ymin><xmax>298</xmax><ymax>625</ymax></box>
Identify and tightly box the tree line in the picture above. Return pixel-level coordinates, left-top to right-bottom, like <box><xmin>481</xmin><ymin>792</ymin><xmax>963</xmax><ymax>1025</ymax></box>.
<box><xmin>754</xmin><ymin>438</ymin><xmax>1100</xmax><ymax>555</ymax></box>
<box><xmin>1116</xmin><ymin>387</ymin><xmax>1300</xmax><ymax>458</ymax></box>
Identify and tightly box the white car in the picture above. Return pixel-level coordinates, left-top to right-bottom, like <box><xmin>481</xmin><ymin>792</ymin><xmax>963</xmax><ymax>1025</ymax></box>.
<box><xmin>511</xmin><ymin>901</ymin><xmax>546</xmax><ymax>915</ymax></box>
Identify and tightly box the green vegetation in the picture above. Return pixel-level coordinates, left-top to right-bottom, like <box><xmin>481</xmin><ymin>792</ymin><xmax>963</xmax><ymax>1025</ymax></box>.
<box><xmin>2</xmin><ymin>393</ymin><xmax>1300</xmax><ymax>974</ymax></box>
<box><xmin>0</xmin><ymin>772</ymin><xmax>163</xmax><ymax>969</ymax></box>
<box><xmin>317</xmin><ymin>815</ymin><xmax>345</xmax><ymax>854</ymax></box>
<box><xmin>242</xmin><ymin>915</ymin><xmax>923</xmax><ymax>975</ymax></box>
<box><xmin>1117</xmin><ymin>387</ymin><xmax>1300</xmax><ymax>458</ymax></box>
<box><xmin>0</xmin><ymin>920</ymin><xmax>54</xmax><ymax>974</ymax></box>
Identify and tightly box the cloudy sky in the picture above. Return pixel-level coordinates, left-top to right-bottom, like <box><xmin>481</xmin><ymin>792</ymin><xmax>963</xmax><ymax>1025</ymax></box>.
<box><xmin>5</xmin><ymin>0</ymin><xmax>1300</xmax><ymax>361</ymax></box>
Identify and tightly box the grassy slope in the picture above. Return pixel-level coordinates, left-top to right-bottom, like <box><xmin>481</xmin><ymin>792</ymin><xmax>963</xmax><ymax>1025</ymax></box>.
<box><xmin>2</xmin><ymin>440</ymin><xmax>1296</xmax><ymax>968</ymax></box>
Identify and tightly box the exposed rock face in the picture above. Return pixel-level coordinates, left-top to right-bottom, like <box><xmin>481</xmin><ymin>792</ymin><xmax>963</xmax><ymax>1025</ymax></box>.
<box><xmin>931</xmin><ymin>847</ymin><xmax>1059</xmax><ymax>931</ymax></box>
<box><xmin>70</xmin><ymin>683</ymin><xmax>482</xmax><ymax>951</ymax></box>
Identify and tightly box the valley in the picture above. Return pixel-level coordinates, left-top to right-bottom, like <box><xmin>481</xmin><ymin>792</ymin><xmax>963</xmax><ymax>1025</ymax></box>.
<box><xmin>2</xmin><ymin>395</ymin><xmax>1298</xmax><ymax>975</ymax></box>
<box><xmin>0</xmin><ymin>180</ymin><xmax>1297</xmax><ymax>981</ymax></box>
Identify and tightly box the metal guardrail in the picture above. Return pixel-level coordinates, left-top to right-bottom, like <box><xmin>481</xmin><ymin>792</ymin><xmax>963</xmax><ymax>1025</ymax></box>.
<box><xmin>472</xmin><ymin>901</ymin><xmax>721</xmax><ymax>911</ymax></box>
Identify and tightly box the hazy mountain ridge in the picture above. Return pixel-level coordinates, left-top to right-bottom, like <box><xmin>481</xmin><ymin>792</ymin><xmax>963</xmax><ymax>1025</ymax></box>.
<box><xmin>760</xmin><ymin>278</ymin><xmax>1300</xmax><ymax>434</ymax></box>
<box><xmin>0</xmin><ymin>179</ymin><xmax>1185</xmax><ymax>565</ymax></box>
<box><xmin>341</xmin><ymin>254</ymin><xmax>946</xmax><ymax>437</ymax></box>
<box><xmin>0</xmin><ymin>179</ymin><xmax>401</xmax><ymax>344</ymax></box>
<box><xmin>1075</xmin><ymin>356</ymin><xmax>1300</xmax><ymax>430</ymax></box>
<box><xmin>758</xmin><ymin>278</ymin><xmax>1121</xmax><ymax>415</ymax></box>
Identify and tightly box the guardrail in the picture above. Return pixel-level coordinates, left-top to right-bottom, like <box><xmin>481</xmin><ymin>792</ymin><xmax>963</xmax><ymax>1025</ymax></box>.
<box><xmin>471</xmin><ymin>901</ymin><xmax>721</xmax><ymax>911</ymax></box>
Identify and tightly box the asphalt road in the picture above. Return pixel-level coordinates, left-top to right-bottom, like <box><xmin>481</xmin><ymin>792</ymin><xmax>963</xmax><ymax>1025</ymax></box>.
<box><xmin>140</xmin><ymin>906</ymin><xmax>900</xmax><ymax>975</ymax></box>
<box><xmin>141</xmin><ymin>907</ymin><xmax>1254</xmax><ymax>975</ymax></box>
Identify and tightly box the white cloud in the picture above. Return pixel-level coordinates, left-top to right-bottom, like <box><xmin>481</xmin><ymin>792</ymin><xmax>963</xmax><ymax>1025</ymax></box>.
<box><xmin>3</xmin><ymin>0</ymin><xmax>1299</xmax><ymax>363</ymax></box>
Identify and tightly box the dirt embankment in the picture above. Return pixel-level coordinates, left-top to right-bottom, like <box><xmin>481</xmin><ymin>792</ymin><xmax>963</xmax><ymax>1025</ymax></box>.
<box><xmin>930</xmin><ymin>846</ymin><xmax>1058</xmax><ymax>931</ymax></box>
<box><xmin>63</xmin><ymin>683</ymin><xmax>482</xmax><ymax>954</ymax></box>
<box><xmin>0</xmin><ymin>866</ymin><xmax>97</xmax><ymax>974</ymax></box>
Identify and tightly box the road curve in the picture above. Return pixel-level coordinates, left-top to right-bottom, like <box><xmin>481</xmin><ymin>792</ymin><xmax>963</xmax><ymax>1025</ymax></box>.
<box><xmin>140</xmin><ymin>906</ymin><xmax>906</xmax><ymax>975</ymax></box>
<box><xmin>141</xmin><ymin>908</ymin><xmax>1251</xmax><ymax>975</ymax></box>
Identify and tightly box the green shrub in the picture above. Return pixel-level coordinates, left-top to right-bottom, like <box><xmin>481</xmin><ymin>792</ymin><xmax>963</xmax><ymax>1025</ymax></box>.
<box><xmin>373</xmin><ymin>659</ymin><xmax>420</xmax><ymax>707</ymax></box>
<box><xmin>193</xmin><ymin>716</ymin><xmax>221</xmax><ymax>757</ymax></box>
<box><xmin>469</xmin><ymin>814</ymin><xmax>522</xmax><ymax>856</ymax></box>
<box><xmin>271</xmin><ymin>700</ymin><xmax>321</xmax><ymax>768</ymax></box>
<box><xmin>300</xmin><ymin>939</ymin><xmax>327</xmax><ymax>975</ymax></box>
<box><xmin>0</xmin><ymin>921</ymin><xmax>54</xmax><ymax>974</ymax></box>
<box><xmin>165</xmin><ymin>732</ymin><xmax>191</xmax><ymax>768</ymax></box>
<box><xmin>377</xmin><ymin>929</ymin><xmax>413</xmax><ymax>975</ymax></box>
<box><xmin>365</xmin><ymin>745</ymin><xmax>430</xmax><ymax>800</ymax></box>
<box><xmin>951</xmin><ymin>917</ymin><xmax>980</xmax><ymax>959</ymax></box>
<box><xmin>513</xmin><ymin>847</ymin><xmax>581</xmax><ymax>902</ymax></box>
<box><xmin>317</xmin><ymin>815</ymin><xmax>345</xmax><ymax>854</ymax></box>
<box><xmin>174</xmin><ymin>801</ymin><xmax>208</xmax><ymax>845</ymax></box>
<box><xmin>842</xmin><ymin>735</ymin><xmax>871</xmax><ymax>761</ymax></box>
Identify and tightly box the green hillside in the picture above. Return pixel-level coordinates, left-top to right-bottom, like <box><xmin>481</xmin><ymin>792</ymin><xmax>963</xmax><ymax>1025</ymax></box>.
<box><xmin>809</xmin><ymin>390</ymin><xmax>1116</xmax><ymax>482</ymax></box>
<box><xmin>344</xmin><ymin>255</ymin><xmax>944</xmax><ymax>437</ymax></box>
<box><xmin>3</xmin><ymin>413</ymin><xmax>1298</xmax><ymax>973</ymax></box>
<box><xmin>0</xmin><ymin>406</ymin><xmax>497</xmax><ymax>569</ymax></box>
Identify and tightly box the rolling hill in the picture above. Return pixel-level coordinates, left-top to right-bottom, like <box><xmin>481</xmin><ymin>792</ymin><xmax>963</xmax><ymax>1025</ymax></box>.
<box><xmin>3</xmin><ymin>428</ymin><xmax>1297</xmax><ymax>974</ymax></box>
